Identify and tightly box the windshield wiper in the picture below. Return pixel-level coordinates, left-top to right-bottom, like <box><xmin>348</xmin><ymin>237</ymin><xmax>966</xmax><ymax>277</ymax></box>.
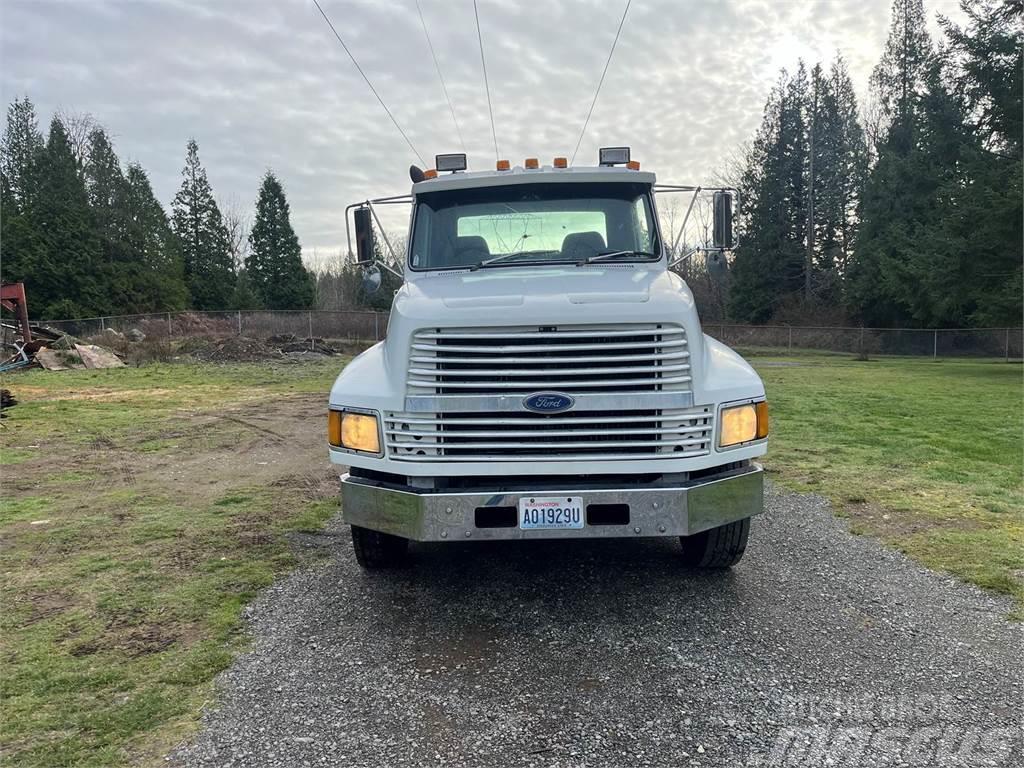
<box><xmin>469</xmin><ymin>250</ymin><xmax>559</xmax><ymax>271</ymax></box>
<box><xmin>576</xmin><ymin>249</ymin><xmax>659</xmax><ymax>266</ymax></box>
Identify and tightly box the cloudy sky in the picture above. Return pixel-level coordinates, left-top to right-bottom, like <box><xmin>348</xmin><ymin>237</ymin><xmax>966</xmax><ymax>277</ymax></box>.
<box><xmin>1</xmin><ymin>0</ymin><xmax>965</xmax><ymax>266</ymax></box>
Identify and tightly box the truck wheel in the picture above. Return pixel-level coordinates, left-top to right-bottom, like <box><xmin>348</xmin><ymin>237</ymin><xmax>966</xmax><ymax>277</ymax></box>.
<box><xmin>350</xmin><ymin>525</ymin><xmax>409</xmax><ymax>569</ymax></box>
<box><xmin>679</xmin><ymin>517</ymin><xmax>750</xmax><ymax>568</ymax></box>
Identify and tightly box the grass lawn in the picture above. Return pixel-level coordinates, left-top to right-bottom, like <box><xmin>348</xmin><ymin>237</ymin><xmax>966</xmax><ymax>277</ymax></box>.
<box><xmin>0</xmin><ymin>352</ymin><xmax>1020</xmax><ymax>765</ymax></box>
<box><xmin>0</xmin><ymin>359</ymin><xmax>344</xmax><ymax>767</ymax></box>
<box><xmin>747</xmin><ymin>352</ymin><xmax>1023</xmax><ymax>616</ymax></box>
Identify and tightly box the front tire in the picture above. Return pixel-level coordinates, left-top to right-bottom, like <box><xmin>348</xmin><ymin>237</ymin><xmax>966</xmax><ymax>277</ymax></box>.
<box><xmin>679</xmin><ymin>517</ymin><xmax>750</xmax><ymax>568</ymax></box>
<box><xmin>351</xmin><ymin>525</ymin><xmax>409</xmax><ymax>569</ymax></box>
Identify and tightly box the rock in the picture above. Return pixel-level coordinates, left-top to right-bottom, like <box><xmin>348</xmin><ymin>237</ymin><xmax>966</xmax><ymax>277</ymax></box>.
<box><xmin>126</xmin><ymin>328</ymin><xmax>146</xmax><ymax>342</ymax></box>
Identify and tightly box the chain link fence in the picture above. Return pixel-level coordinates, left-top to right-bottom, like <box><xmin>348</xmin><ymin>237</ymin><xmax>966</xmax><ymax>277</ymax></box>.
<box><xmin>31</xmin><ymin>311</ymin><xmax>1023</xmax><ymax>360</ymax></box>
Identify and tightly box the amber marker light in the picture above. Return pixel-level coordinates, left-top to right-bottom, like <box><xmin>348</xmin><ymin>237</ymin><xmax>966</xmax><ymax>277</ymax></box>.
<box><xmin>553</xmin><ymin>157</ymin><xmax>568</xmax><ymax>168</ymax></box>
<box><xmin>524</xmin><ymin>158</ymin><xmax>539</xmax><ymax>169</ymax></box>
<box><xmin>755</xmin><ymin>401</ymin><xmax>769</xmax><ymax>439</ymax></box>
<box><xmin>422</xmin><ymin>169</ymin><xmax>438</xmax><ymax>179</ymax></box>
<box><xmin>496</xmin><ymin>159</ymin><xmax>510</xmax><ymax>171</ymax></box>
<box><xmin>627</xmin><ymin>160</ymin><xmax>641</xmax><ymax>170</ymax></box>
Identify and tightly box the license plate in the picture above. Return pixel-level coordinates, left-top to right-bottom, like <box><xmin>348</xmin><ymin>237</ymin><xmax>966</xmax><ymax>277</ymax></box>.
<box><xmin>518</xmin><ymin>496</ymin><xmax>584</xmax><ymax>530</ymax></box>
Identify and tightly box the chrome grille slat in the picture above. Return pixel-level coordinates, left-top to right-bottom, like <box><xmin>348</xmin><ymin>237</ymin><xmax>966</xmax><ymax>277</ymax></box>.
<box><xmin>415</xmin><ymin>328</ymin><xmax>686</xmax><ymax>340</ymax></box>
<box><xmin>409</xmin><ymin>350</ymin><xmax>690</xmax><ymax>365</ymax></box>
<box><xmin>411</xmin><ymin>338</ymin><xmax>687</xmax><ymax>354</ymax></box>
<box><xmin>408</xmin><ymin>363</ymin><xmax>691</xmax><ymax>377</ymax></box>
<box><xmin>407</xmin><ymin>376</ymin><xmax>692</xmax><ymax>390</ymax></box>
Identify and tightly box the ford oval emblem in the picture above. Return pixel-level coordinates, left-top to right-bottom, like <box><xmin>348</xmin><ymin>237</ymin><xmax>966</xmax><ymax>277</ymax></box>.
<box><xmin>523</xmin><ymin>392</ymin><xmax>575</xmax><ymax>414</ymax></box>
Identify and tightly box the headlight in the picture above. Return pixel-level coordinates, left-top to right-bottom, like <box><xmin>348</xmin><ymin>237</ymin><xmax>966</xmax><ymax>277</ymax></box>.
<box><xmin>719</xmin><ymin>401</ymin><xmax>768</xmax><ymax>448</ymax></box>
<box><xmin>328</xmin><ymin>410</ymin><xmax>381</xmax><ymax>454</ymax></box>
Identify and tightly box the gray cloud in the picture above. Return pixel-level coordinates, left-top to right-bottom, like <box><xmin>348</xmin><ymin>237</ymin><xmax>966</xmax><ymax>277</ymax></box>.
<box><xmin>1</xmin><ymin>0</ymin><xmax>965</xmax><ymax>265</ymax></box>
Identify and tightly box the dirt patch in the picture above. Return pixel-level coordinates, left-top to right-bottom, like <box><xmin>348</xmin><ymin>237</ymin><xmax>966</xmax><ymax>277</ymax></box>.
<box><xmin>10</xmin><ymin>590</ymin><xmax>76</xmax><ymax>627</ymax></box>
<box><xmin>841</xmin><ymin>498</ymin><xmax>985</xmax><ymax>538</ymax></box>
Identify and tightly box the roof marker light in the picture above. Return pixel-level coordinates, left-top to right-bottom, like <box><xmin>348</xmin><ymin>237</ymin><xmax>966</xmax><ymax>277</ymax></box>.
<box><xmin>524</xmin><ymin>157</ymin><xmax>539</xmax><ymax>169</ymax></box>
<box><xmin>435</xmin><ymin>153</ymin><xmax>467</xmax><ymax>172</ymax></box>
<box><xmin>599</xmin><ymin>146</ymin><xmax>630</xmax><ymax>166</ymax></box>
<box><xmin>496</xmin><ymin>159</ymin><xmax>510</xmax><ymax>171</ymax></box>
<box><xmin>553</xmin><ymin>157</ymin><xmax>567</xmax><ymax>168</ymax></box>
<box><xmin>627</xmin><ymin>160</ymin><xmax>640</xmax><ymax>170</ymax></box>
<box><xmin>423</xmin><ymin>169</ymin><xmax>438</xmax><ymax>179</ymax></box>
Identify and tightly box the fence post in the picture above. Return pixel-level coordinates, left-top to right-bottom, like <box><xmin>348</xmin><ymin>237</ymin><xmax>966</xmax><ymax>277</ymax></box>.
<box><xmin>374</xmin><ymin>312</ymin><xmax>380</xmax><ymax>341</ymax></box>
<box><xmin>308</xmin><ymin>311</ymin><xmax>314</xmax><ymax>349</ymax></box>
<box><xmin>859</xmin><ymin>326</ymin><xmax>864</xmax><ymax>355</ymax></box>
<box><xmin>166</xmin><ymin>312</ymin><xmax>172</xmax><ymax>337</ymax></box>
<box><xmin>788</xmin><ymin>326</ymin><xmax>793</xmax><ymax>352</ymax></box>
<box><xmin>1006</xmin><ymin>328</ymin><xmax>1011</xmax><ymax>363</ymax></box>
<box><xmin>100</xmin><ymin>316</ymin><xmax>106</xmax><ymax>332</ymax></box>
<box><xmin>933</xmin><ymin>329</ymin><xmax>938</xmax><ymax>359</ymax></box>
<box><xmin>237</xmin><ymin>310</ymin><xmax>242</xmax><ymax>336</ymax></box>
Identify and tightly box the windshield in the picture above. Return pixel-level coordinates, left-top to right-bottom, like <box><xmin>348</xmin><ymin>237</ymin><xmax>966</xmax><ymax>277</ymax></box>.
<box><xmin>409</xmin><ymin>181</ymin><xmax>660</xmax><ymax>271</ymax></box>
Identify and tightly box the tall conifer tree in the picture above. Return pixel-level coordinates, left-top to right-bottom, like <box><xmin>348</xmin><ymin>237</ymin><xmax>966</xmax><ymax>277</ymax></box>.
<box><xmin>246</xmin><ymin>171</ymin><xmax>313</xmax><ymax>310</ymax></box>
<box><xmin>171</xmin><ymin>139</ymin><xmax>234</xmax><ymax>310</ymax></box>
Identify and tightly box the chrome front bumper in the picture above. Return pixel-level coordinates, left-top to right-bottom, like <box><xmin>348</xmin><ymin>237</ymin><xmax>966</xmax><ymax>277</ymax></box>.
<box><xmin>340</xmin><ymin>464</ymin><xmax>763</xmax><ymax>541</ymax></box>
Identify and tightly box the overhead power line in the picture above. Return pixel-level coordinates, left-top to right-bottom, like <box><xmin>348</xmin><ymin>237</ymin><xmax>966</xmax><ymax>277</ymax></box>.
<box><xmin>570</xmin><ymin>0</ymin><xmax>632</xmax><ymax>166</ymax></box>
<box><xmin>473</xmin><ymin>0</ymin><xmax>500</xmax><ymax>162</ymax></box>
<box><xmin>311</xmin><ymin>0</ymin><xmax>426</xmax><ymax>166</ymax></box>
<box><xmin>416</xmin><ymin>0</ymin><xmax>466</xmax><ymax>154</ymax></box>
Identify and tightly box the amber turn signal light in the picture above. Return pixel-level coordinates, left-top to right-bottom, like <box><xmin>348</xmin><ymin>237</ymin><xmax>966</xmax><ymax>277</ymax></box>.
<box><xmin>755</xmin><ymin>401</ymin><xmax>769</xmax><ymax>439</ymax></box>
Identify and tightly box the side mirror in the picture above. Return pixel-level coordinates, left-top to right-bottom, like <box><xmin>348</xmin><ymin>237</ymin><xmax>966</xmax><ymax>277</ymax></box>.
<box><xmin>361</xmin><ymin>265</ymin><xmax>382</xmax><ymax>295</ymax></box>
<box><xmin>712</xmin><ymin>191</ymin><xmax>735</xmax><ymax>250</ymax></box>
<box><xmin>354</xmin><ymin>206</ymin><xmax>375</xmax><ymax>265</ymax></box>
<box><xmin>707</xmin><ymin>250</ymin><xmax>729</xmax><ymax>282</ymax></box>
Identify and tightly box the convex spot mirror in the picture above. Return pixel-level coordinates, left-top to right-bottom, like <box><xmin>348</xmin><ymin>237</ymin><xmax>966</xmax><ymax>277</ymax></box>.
<box><xmin>707</xmin><ymin>250</ymin><xmax>729</xmax><ymax>282</ymax></box>
<box><xmin>361</xmin><ymin>265</ymin><xmax>382</xmax><ymax>295</ymax></box>
<box><xmin>713</xmin><ymin>191</ymin><xmax>735</xmax><ymax>250</ymax></box>
<box><xmin>354</xmin><ymin>206</ymin><xmax>375</xmax><ymax>265</ymax></box>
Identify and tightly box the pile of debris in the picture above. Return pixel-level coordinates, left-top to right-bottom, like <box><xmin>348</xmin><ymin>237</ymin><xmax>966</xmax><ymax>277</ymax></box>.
<box><xmin>1</xmin><ymin>282</ymin><xmax>124</xmax><ymax>373</ymax></box>
<box><xmin>183</xmin><ymin>334</ymin><xmax>341</xmax><ymax>363</ymax></box>
<box><xmin>1</xmin><ymin>322</ymin><xmax>125</xmax><ymax>373</ymax></box>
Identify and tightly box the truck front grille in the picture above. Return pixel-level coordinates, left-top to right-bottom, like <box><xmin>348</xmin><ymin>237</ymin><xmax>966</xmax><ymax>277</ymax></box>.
<box><xmin>383</xmin><ymin>407</ymin><xmax>713</xmax><ymax>462</ymax></box>
<box><xmin>408</xmin><ymin>324</ymin><xmax>691</xmax><ymax>395</ymax></box>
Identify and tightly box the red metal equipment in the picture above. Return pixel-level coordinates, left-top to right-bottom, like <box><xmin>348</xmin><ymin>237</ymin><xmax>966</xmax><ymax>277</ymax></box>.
<box><xmin>1</xmin><ymin>282</ymin><xmax>32</xmax><ymax>343</ymax></box>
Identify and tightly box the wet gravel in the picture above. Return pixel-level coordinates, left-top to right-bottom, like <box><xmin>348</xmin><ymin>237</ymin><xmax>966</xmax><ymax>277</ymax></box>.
<box><xmin>170</xmin><ymin>485</ymin><xmax>1022</xmax><ymax>767</ymax></box>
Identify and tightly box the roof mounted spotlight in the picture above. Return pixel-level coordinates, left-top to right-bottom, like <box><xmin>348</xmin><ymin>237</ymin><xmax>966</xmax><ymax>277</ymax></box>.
<box><xmin>435</xmin><ymin>153</ymin><xmax>467</xmax><ymax>172</ymax></box>
<box><xmin>598</xmin><ymin>146</ymin><xmax>631</xmax><ymax>166</ymax></box>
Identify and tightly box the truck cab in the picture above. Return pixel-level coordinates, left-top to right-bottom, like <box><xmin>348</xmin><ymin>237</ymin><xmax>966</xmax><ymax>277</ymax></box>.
<box><xmin>328</xmin><ymin>149</ymin><xmax>768</xmax><ymax>569</ymax></box>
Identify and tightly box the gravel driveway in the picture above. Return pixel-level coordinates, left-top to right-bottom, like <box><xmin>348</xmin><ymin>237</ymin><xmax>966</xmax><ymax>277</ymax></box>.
<box><xmin>170</xmin><ymin>485</ymin><xmax>1022</xmax><ymax>767</ymax></box>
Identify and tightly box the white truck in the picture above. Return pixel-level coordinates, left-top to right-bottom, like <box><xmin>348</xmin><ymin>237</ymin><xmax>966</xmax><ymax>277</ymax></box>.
<box><xmin>328</xmin><ymin>148</ymin><xmax>768</xmax><ymax>569</ymax></box>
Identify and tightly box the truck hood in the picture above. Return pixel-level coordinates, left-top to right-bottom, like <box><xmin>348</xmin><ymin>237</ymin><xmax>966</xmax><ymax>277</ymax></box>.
<box><xmin>394</xmin><ymin>265</ymin><xmax>694</xmax><ymax>318</ymax></box>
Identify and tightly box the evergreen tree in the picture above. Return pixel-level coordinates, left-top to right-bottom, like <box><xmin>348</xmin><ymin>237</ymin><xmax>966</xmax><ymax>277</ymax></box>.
<box><xmin>0</xmin><ymin>97</ymin><xmax>46</xmax><ymax>289</ymax></box>
<box><xmin>729</xmin><ymin>66</ymin><xmax>809</xmax><ymax>322</ymax></box>
<box><xmin>810</xmin><ymin>57</ymin><xmax>868</xmax><ymax>288</ymax></box>
<box><xmin>870</xmin><ymin>0</ymin><xmax>934</xmax><ymax>128</ymax></box>
<box><xmin>120</xmin><ymin>163</ymin><xmax>189</xmax><ymax>311</ymax></box>
<box><xmin>848</xmin><ymin>0</ymin><xmax>937</xmax><ymax>325</ymax></box>
<box><xmin>246</xmin><ymin>171</ymin><xmax>313</xmax><ymax>309</ymax></box>
<box><xmin>171</xmin><ymin>139</ymin><xmax>234</xmax><ymax>310</ymax></box>
<box><xmin>937</xmin><ymin>0</ymin><xmax>1023</xmax><ymax>325</ymax></box>
<box><xmin>1</xmin><ymin>97</ymin><xmax>44</xmax><ymax>210</ymax></box>
<box><xmin>28</xmin><ymin>119</ymin><xmax>104</xmax><ymax>317</ymax></box>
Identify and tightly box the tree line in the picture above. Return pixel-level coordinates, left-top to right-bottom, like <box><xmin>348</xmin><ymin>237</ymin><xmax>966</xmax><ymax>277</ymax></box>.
<box><xmin>728</xmin><ymin>0</ymin><xmax>1021</xmax><ymax>328</ymax></box>
<box><xmin>1</xmin><ymin>103</ymin><xmax>314</xmax><ymax>319</ymax></box>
